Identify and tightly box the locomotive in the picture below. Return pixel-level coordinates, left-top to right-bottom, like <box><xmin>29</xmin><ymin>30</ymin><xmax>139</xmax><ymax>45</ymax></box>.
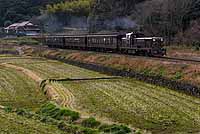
<box><xmin>43</xmin><ymin>32</ymin><xmax>166</xmax><ymax>56</ymax></box>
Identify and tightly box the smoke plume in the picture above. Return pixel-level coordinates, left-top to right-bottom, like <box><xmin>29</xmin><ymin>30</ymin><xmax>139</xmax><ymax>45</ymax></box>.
<box><xmin>104</xmin><ymin>17</ymin><xmax>138</xmax><ymax>30</ymax></box>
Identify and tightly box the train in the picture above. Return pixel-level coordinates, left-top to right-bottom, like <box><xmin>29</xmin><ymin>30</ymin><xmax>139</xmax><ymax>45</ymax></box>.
<box><xmin>42</xmin><ymin>32</ymin><xmax>166</xmax><ymax>56</ymax></box>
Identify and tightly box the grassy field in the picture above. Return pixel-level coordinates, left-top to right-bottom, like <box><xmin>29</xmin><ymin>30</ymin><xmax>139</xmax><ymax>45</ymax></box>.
<box><xmin>0</xmin><ymin>56</ymin><xmax>68</xmax><ymax>133</ymax></box>
<box><xmin>1</xmin><ymin>55</ymin><xmax>200</xmax><ymax>133</ymax></box>
<box><xmin>60</xmin><ymin>79</ymin><xmax>200</xmax><ymax>133</ymax></box>
<box><xmin>0</xmin><ymin>65</ymin><xmax>47</xmax><ymax>110</ymax></box>
<box><xmin>10</xmin><ymin>58</ymin><xmax>109</xmax><ymax>79</ymax></box>
<box><xmin>0</xmin><ymin>110</ymin><xmax>66</xmax><ymax>134</ymax></box>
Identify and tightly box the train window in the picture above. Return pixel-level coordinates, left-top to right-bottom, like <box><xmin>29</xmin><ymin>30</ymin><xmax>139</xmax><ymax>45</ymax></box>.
<box><xmin>110</xmin><ymin>38</ymin><xmax>113</xmax><ymax>44</ymax></box>
<box><xmin>145</xmin><ymin>40</ymin><xmax>152</xmax><ymax>47</ymax></box>
<box><xmin>113</xmin><ymin>38</ymin><xmax>117</xmax><ymax>44</ymax></box>
<box><xmin>107</xmin><ymin>38</ymin><xmax>110</xmax><ymax>44</ymax></box>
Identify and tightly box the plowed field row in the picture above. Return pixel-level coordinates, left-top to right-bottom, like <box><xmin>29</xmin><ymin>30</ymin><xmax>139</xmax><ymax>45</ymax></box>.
<box><xmin>61</xmin><ymin>79</ymin><xmax>200</xmax><ymax>133</ymax></box>
<box><xmin>0</xmin><ymin>65</ymin><xmax>46</xmax><ymax>110</ymax></box>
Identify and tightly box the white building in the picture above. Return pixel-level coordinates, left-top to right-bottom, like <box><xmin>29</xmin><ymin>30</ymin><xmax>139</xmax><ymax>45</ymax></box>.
<box><xmin>4</xmin><ymin>21</ymin><xmax>40</xmax><ymax>36</ymax></box>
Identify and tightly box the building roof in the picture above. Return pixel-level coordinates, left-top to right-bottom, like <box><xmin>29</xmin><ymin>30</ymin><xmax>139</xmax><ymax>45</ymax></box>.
<box><xmin>4</xmin><ymin>23</ymin><xmax>20</xmax><ymax>30</ymax></box>
<box><xmin>17</xmin><ymin>21</ymin><xmax>34</xmax><ymax>27</ymax></box>
<box><xmin>4</xmin><ymin>21</ymin><xmax>38</xmax><ymax>30</ymax></box>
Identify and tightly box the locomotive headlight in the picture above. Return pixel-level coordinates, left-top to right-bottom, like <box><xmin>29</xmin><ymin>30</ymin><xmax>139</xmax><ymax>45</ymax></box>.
<box><xmin>161</xmin><ymin>38</ymin><xmax>164</xmax><ymax>42</ymax></box>
<box><xmin>153</xmin><ymin>39</ymin><xmax>156</xmax><ymax>42</ymax></box>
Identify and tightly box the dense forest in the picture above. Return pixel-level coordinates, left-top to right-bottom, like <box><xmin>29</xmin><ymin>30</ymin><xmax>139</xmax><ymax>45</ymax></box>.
<box><xmin>1</xmin><ymin>0</ymin><xmax>200</xmax><ymax>44</ymax></box>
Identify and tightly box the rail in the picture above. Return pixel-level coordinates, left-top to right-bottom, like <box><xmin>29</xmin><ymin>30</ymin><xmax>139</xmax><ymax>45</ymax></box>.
<box><xmin>154</xmin><ymin>56</ymin><xmax>200</xmax><ymax>63</ymax></box>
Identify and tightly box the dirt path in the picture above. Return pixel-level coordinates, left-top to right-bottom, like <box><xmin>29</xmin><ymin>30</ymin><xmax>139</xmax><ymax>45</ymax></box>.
<box><xmin>2</xmin><ymin>63</ymin><xmax>42</xmax><ymax>83</ymax></box>
<box><xmin>1</xmin><ymin>63</ymin><xmax>75</xmax><ymax>109</ymax></box>
<box><xmin>0</xmin><ymin>105</ymin><xmax>5</xmax><ymax>109</ymax></box>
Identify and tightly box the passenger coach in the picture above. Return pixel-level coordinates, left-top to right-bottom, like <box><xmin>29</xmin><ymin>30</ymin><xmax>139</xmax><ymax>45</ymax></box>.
<box><xmin>87</xmin><ymin>34</ymin><xmax>124</xmax><ymax>52</ymax></box>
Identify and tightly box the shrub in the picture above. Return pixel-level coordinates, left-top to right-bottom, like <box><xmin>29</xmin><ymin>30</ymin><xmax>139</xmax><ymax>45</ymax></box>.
<box><xmin>4</xmin><ymin>106</ymin><xmax>13</xmax><ymax>113</ymax></box>
<box><xmin>99</xmin><ymin>124</ymin><xmax>131</xmax><ymax>134</ymax></box>
<box><xmin>15</xmin><ymin>108</ymin><xmax>29</xmax><ymax>116</ymax></box>
<box><xmin>37</xmin><ymin>102</ymin><xmax>80</xmax><ymax>121</ymax></box>
<box><xmin>192</xmin><ymin>41</ymin><xmax>200</xmax><ymax>51</ymax></box>
<box><xmin>17</xmin><ymin>37</ymin><xmax>40</xmax><ymax>46</ymax></box>
<box><xmin>81</xmin><ymin>117</ymin><xmax>101</xmax><ymax>128</ymax></box>
<box><xmin>58</xmin><ymin>122</ymin><xmax>99</xmax><ymax>134</ymax></box>
<box><xmin>158</xmin><ymin>67</ymin><xmax>166</xmax><ymax>77</ymax></box>
<box><xmin>135</xmin><ymin>129</ymin><xmax>142</xmax><ymax>134</ymax></box>
<box><xmin>172</xmin><ymin>72</ymin><xmax>183</xmax><ymax>80</ymax></box>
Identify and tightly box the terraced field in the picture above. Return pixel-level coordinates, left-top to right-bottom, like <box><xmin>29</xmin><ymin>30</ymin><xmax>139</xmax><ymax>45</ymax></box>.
<box><xmin>0</xmin><ymin>56</ymin><xmax>68</xmax><ymax>133</ymax></box>
<box><xmin>0</xmin><ymin>65</ymin><xmax>47</xmax><ymax>110</ymax></box>
<box><xmin>0</xmin><ymin>110</ymin><xmax>65</xmax><ymax>134</ymax></box>
<box><xmin>3</xmin><ymin>57</ymin><xmax>108</xmax><ymax>79</ymax></box>
<box><xmin>1</xmin><ymin>55</ymin><xmax>200</xmax><ymax>133</ymax></box>
<box><xmin>60</xmin><ymin>79</ymin><xmax>200</xmax><ymax>133</ymax></box>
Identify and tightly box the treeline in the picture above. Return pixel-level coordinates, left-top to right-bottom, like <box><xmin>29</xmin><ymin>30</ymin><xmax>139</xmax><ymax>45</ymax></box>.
<box><xmin>0</xmin><ymin>0</ymin><xmax>65</xmax><ymax>26</ymax></box>
<box><xmin>44</xmin><ymin>0</ymin><xmax>200</xmax><ymax>45</ymax></box>
<box><xmin>1</xmin><ymin>0</ymin><xmax>200</xmax><ymax>45</ymax></box>
<box><xmin>46</xmin><ymin>0</ymin><xmax>93</xmax><ymax>16</ymax></box>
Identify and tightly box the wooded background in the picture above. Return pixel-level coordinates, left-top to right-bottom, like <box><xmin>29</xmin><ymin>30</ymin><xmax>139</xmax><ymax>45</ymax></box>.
<box><xmin>0</xmin><ymin>0</ymin><xmax>200</xmax><ymax>45</ymax></box>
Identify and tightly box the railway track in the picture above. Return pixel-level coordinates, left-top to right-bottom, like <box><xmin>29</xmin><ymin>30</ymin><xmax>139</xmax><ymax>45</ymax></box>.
<box><xmin>154</xmin><ymin>56</ymin><xmax>200</xmax><ymax>63</ymax></box>
<box><xmin>88</xmin><ymin>50</ymin><xmax>200</xmax><ymax>63</ymax></box>
<box><xmin>44</xmin><ymin>45</ymin><xmax>200</xmax><ymax>63</ymax></box>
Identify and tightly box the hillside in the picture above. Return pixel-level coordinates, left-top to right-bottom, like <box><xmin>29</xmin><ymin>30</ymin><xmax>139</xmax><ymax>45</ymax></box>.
<box><xmin>40</xmin><ymin>0</ymin><xmax>200</xmax><ymax>44</ymax></box>
<box><xmin>0</xmin><ymin>0</ymin><xmax>65</xmax><ymax>26</ymax></box>
<box><xmin>1</xmin><ymin>0</ymin><xmax>200</xmax><ymax>45</ymax></box>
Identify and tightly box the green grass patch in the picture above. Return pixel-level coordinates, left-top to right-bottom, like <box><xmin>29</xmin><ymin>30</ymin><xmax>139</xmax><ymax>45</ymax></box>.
<box><xmin>99</xmin><ymin>124</ymin><xmax>131</xmax><ymax>134</ymax></box>
<box><xmin>10</xmin><ymin>58</ymin><xmax>109</xmax><ymax>79</ymax></box>
<box><xmin>81</xmin><ymin>117</ymin><xmax>101</xmax><ymax>128</ymax></box>
<box><xmin>0</xmin><ymin>109</ymin><xmax>64</xmax><ymax>134</ymax></box>
<box><xmin>0</xmin><ymin>37</ymin><xmax>40</xmax><ymax>46</ymax></box>
<box><xmin>3</xmin><ymin>103</ymin><xmax>132</xmax><ymax>134</ymax></box>
<box><xmin>172</xmin><ymin>72</ymin><xmax>183</xmax><ymax>80</ymax></box>
<box><xmin>37</xmin><ymin>102</ymin><xmax>80</xmax><ymax>121</ymax></box>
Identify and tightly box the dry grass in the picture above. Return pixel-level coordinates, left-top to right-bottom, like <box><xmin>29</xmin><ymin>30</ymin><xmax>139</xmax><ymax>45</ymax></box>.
<box><xmin>0</xmin><ymin>65</ymin><xmax>47</xmax><ymax>110</ymax></box>
<box><xmin>39</xmin><ymin>48</ymin><xmax>200</xmax><ymax>86</ymax></box>
<box><xmin>61</xmin><ymin>78</ymin><xmax>200</xmax><ymax>133</ymax></box>
<box><xmin>166</xmin><ymin>45</ymin><xmax>200</xmax><ymax>57</ymax></box>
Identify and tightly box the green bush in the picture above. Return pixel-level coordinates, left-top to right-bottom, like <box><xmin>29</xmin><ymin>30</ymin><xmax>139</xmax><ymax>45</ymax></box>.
<box><xmin>46</xmin><ymin>0</ymin><xmax>93</xmax><ymax>16</ymax></box>
<box><xmin>99</xmin><ymin>124</ymin><xmax>131</xmax><ymax>134</ymax></box>
<box><xmin>16</xmin><ymin>108</ymin><xmax>27</xmax><ymax>115</ymax></box>
<box><xmin>4</xmin><ymin>106</ymin><xmax>13</xmax><ymax>113</ymax></box>
<box><xmin>192</xmin><ymin>41</ymin><xmax>200</xmax><ymax>51</ymax></box>
<box><xmin>58</xmin><ymin>121</ymin><xmax>99</xmax><ymax>134</ymax></box>
<box><xmin>37</xmin><ymin>102</ymin><xmax>80</xmax><ymax>121</ymax></box>
<box><xmin>135</xmin><ymin>129</ymin><xmax>142</xmax><ymax>134</ymax></box>
<box><xmin>15</xmin><ymin>108</ymin><xmax>34</xmax><ymax>118</ymax></box>
<box><xmin>82</xmin><ymin>117</ymin><xmax>101</xmax><ymax>128</ymax></box>
<box><xmin>172</xmin><ymin>72</ymin><xmax>183</xmax><ymax>80</ymax></box>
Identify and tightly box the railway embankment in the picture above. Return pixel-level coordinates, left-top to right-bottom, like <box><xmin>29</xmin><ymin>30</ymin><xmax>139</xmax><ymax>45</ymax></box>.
<box><xmin>19</xmin><ymin>45</ymin><xmax>200</xmax><ymax>97</ymax></box>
